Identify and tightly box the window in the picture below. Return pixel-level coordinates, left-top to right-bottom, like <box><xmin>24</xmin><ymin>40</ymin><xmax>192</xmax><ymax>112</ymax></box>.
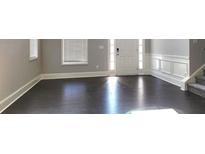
<box><xmin>62</xmin><ymin>39</ymin><xmax>88</xmax><ymax>65</ymax></box>
<box><xmin>29</xmin><ymin>39</ymin><xmax>38</xmax><ymax>61</ymax></box>
<box><xmin>138</xmin><ymin>39</ymin><xmax>144</xmax><ymax>69</ymax></box>
<box><xmin>109</xmin><ymin>39</ymin><xmax>115</xmax><ymax>70</ymax></box>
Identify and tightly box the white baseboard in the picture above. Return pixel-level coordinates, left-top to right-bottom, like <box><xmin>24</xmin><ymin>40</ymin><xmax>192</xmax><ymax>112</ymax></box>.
<box><xmin>0</xmin><ymin>75</ymin><xmax>41</xmax><ymax>113</ymax></box>
<box><xmin>151</xmin><ymin>70</ymin><xmax>182</xmax><ymax>87</ymax></box>
<box><xmin>41</xmin><ymin>71</ymin><xmax>109</xmax><ymax>80</ymax></box>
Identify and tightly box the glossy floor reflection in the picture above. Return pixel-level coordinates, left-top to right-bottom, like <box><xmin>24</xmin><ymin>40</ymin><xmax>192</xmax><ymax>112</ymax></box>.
<box><xmin>3</xmin><ymin>76</ymin><xmax>205</xmax><ymax>114</ymax></box>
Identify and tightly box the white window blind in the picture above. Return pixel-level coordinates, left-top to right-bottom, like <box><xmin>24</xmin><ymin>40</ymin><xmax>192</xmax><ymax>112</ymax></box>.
<box><xmin>63</xmin><ymin>39</ymin><xmax>88</xmax><ymax>64</ymax></box>
<box><xmin>29</xmin><ymin>39</ymin><xmax>38</xmax><ymax>60</ymax></box>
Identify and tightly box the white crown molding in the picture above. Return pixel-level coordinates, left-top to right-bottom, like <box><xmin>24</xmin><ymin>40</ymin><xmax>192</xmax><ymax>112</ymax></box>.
<box><xmin>0</xmin><ymin>75</ymin><xmax>41</xmax><ymax>113</ymax></box>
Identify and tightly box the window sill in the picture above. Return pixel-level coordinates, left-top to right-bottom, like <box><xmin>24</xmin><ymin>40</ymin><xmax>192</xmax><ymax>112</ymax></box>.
<box><xmin>62</xmin><ymin>61</ymin><xmax>88</xmax><ymax>65</ymax></box>
<box><xmin>29</xmin><ymin>57</ymin><xmax>38</xmax><ymax>61</ymax></box>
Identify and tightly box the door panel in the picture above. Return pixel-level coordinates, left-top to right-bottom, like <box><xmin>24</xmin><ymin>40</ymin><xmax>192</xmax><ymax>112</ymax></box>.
<box><xmin>115</xmin><ymin>39</ymin><xmax>138</xmax><ymax>76</ymax></box>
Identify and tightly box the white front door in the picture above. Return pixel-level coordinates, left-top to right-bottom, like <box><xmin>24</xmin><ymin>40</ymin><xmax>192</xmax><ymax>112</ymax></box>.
<box><xmin>115</xmin><ymin>39</ymin><xmax>138</xmax><ymax>76</ymax></box>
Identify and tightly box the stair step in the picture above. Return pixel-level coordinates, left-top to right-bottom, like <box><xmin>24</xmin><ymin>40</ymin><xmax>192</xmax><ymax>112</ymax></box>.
<box><xmin>188</xmin><ymin>83</ymin><xmax>205</xmax><ymax>98</ymax></box>
<box><xmin>196</xmin><ymin>76</ymin><xmax>205</xmax><ymax>85</ymax></box>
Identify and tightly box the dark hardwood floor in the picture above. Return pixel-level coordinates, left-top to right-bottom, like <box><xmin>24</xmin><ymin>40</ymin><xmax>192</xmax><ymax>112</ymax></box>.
<box><xmin>2</xmin><ymin>75</ymin><xmax>205</xmax><ymax>114</ymax></box>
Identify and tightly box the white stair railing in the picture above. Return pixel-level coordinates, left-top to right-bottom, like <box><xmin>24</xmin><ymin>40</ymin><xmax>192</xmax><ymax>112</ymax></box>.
<box><xmin>181</xmin><ymin>64</ymin><xmax>205</xmax><ymax>91</ymax></box>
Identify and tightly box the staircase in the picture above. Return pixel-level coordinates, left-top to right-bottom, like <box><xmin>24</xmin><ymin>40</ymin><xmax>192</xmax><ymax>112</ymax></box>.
<box><xmin>188</xmin><ymin>69</ymin><xmax>205</xmax><ymax>98</ymax></box>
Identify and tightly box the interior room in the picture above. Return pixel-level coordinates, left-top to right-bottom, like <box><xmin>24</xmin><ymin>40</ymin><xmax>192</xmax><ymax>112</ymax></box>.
<box><xmin>2</xmin><ymin>1</ymin><xmax>205</xmax><ymax>153</ymax></box>
<box><xmin>1</xmin><ymin>39</ymin><xmax>205</xmax><ymax>114</ymax></box>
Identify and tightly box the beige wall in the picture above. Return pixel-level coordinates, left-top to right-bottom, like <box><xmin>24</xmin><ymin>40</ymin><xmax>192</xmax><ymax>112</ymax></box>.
<box><xmin>0</xmin><ymin>39</ymin><xmax>42</xmax><ymax>101</ymax></box>
<box><xmin>144</xmin><ymin>39</ymin><xmax>151</xmax><ymax>53</ymax></box>
<box><xmin>41</xmin><ymin>39</ymin><xmax>109</xmax><ymax>73</ymax></box>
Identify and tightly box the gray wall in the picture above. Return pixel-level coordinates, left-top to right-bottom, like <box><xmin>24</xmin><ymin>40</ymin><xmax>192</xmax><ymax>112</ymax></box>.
<box><xmin>150</xmin><ymin>39</ymin><xmax>189</xmax><ymax>56</ymax></box>
<box><xmin>0</xmin><ymin>39</ymin><xmax>42</xmax><ymax>101</ymax></box>
<box><xmin>189</xmin><ymin>39</ymin><xmax>205</xmax><ymax>74</ymax></box>
<box><xmin>144</xmin><ymin>39</ymin><xmax>151</xmax><ymax>53</ymax></box>
<box><xmin>41</xmin><ymin>39</ymin><xmax>109</xmax><ymax>73</ymax></box>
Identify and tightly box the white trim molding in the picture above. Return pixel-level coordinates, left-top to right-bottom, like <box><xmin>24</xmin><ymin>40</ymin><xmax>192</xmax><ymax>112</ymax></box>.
<box><xmin>29</xmin><ymin>39</ymin><xmax>39</xmax><ymax>61</ymax></box>
<box><xmin>151</xmin><ymin>70</ymin><xmax>183</xmax><ymax>87</ymax></box>
<box><xmin>141</xmin><ymin>53</ymin><xmax>151</xmax><ymax>75</ymax></box>
<box><xmin>0</xmin><ymin>75</ymin><xmax>41</xmax><ymax>113</ymax></box>
<box><xmin>149</xmin><ymin>53</ymin><xmax>189</xmax><ymax>88</ymax></box>
<box><xmin>41</xmin><ymin>71</ymin><xmax>110</xmax><ymax>80</ymax></box>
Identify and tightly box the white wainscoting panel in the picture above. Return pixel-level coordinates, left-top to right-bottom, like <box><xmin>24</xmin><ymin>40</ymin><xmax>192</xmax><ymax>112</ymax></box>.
<box><xmin>173</xmin><ymin>63</ymin><xmax>188</xmax><ymax>78</ymax></box>
<box><xmin>150</xmin><ymin>54</ymin><xmax>189</xmax><ymax>88</ymax></box>
<box><xmin>160</xmin><ymin>61</ymin><xmax>171</xmax><ymax>74</ymax></box>
<box><xmin>151</xmin><ymin>59</ymin><xmax>160</xmax><ymax>70</ymax></box>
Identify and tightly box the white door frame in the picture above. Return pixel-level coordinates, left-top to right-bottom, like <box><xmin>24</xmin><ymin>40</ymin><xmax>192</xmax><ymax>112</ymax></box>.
<box><xmin>108</xmin><ymin>39</ymin><xmax>116</xmax><ymax>76</ymax></box>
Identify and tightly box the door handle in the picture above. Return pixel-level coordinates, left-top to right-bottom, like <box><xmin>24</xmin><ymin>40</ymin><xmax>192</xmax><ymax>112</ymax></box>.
<box><xmin>116</xmin><ymin>48</ymin><xmax>119</xmax><ymax>55</ymax></box>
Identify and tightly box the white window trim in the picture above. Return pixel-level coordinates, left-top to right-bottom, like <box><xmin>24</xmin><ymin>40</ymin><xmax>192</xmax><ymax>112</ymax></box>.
<box><xmin>61</xmin><ymin>39</ymin><xmax>88</xmax><ymax>65</ymax></box>
<box><xmin>29</xmin><ymin>39</ymin><xmax>39</xmax><ymax>61</ymax></box>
